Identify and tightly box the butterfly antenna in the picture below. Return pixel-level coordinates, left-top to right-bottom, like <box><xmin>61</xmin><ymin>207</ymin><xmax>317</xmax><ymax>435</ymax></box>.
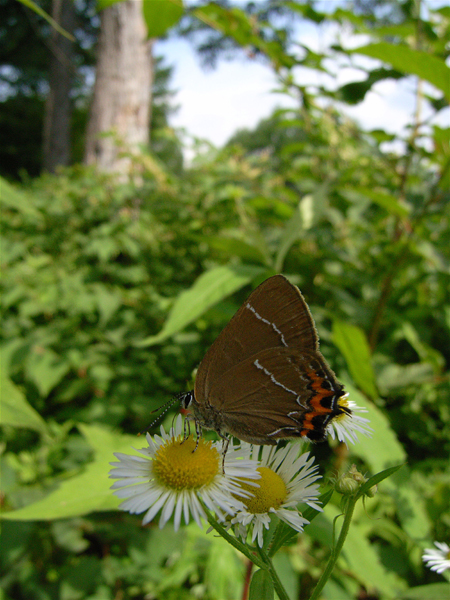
<box><xmin>138</xmin><ymin>393</ymin><xmax>186</xmax><ymax>436</ymax></box>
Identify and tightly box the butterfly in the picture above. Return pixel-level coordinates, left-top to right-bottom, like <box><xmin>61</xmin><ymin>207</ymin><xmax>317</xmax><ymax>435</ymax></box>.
<box><xmin>181</xmin><ymin>274</ymin><xmax>350</xmax><ymax>449</ymax></box>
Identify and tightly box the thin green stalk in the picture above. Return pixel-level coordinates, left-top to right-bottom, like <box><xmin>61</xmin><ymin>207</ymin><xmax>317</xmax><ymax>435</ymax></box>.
<box><xmin>205</xmin><ymin>512</ymin><xmax>266</xmax><ymax>571</ymax></box>
<box><xmin>309</xmin><ymin>496</ymin><xmax>357</xmax><ymax>600</ymax></box>
<box><xmin>256</xmin><ymin>545</ymin><xmax>291</xmax><ymax>600</ymax></box>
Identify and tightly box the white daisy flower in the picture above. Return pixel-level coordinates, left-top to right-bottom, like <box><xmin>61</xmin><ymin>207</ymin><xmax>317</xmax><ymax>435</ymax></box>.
<box><xmin>422</xmin><ymin>542</ymin><xmax>450</xmax><ymax>574</ymax></box>
<box><xmin>109</xmin><ymin>415</ymin><xmax>260</xmax><ymax>530</ymax></box>
<box><xmin>327</xmin><ymin>395</ymin><xmax>373</xmax><ymax>446</ymax></box>
<box><xmin>230</xmin><ymin>443</ymin><xmax>322</xmax><ymax>547</ymax></box>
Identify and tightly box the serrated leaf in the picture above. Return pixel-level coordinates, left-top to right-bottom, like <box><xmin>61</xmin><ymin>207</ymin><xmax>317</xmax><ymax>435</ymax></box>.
<box><xmin>136</xmin><ymin>264</ymin><xmax>264</xmax><ymax>347</ymax></box>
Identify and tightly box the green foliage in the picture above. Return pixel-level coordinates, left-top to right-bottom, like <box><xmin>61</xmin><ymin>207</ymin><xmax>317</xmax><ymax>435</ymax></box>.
<box><xmin>351</xmin><ymin>42</ymin><xmax>450</xmax><ymax>101</ymax></box>
<box><xmin>2</xmin><ymin>1</ymin><xmax>450</xmax><ymax>599</ymax></box>
<box><xmin>16</xmin><ymin>0</ymin><xmax>75</xmax><ymax>40</ymax></box>
<box><xmin>249</xmin><ymin>569</ymin><xmax>274</xmax><ymax>600</ymax></box>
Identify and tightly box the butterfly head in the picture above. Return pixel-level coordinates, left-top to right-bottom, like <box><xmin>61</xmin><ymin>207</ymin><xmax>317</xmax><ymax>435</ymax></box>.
<box><xmin>179</xmin><ymin>390</ymin><xmax>194</xmax><ymax>410</ymax></box>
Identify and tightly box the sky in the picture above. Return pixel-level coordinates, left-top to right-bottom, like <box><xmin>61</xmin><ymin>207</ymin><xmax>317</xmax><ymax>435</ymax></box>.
<box><xmin>155</xmin><ymin>1</ymin><xmax>449</xmax><ymax>156</ymax></box>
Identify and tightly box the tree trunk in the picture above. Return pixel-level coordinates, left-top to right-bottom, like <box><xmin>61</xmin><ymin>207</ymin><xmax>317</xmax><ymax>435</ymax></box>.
<box><xmin>42</xmin><ymin>0</ymin><xmax>76</xmax><ymax>173</ymax></box>
<box><xmin>84</xmin><ymin>0</ymin><xmax>154</xmax><ymax>176</ymax></box>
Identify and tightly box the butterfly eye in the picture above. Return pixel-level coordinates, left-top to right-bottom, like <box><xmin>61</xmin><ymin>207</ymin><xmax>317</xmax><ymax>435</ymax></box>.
<box><xmin>179</xmin><ymin>391</ymin><xmax>194</xmax><ymax>410</ymax></box>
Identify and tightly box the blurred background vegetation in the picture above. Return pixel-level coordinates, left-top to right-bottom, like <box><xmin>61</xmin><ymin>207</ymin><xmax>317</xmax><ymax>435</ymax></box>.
<box><xmin>1</xmin><ymin>1</ymin><xmax>449</xmax><ymax>599</ymax></box>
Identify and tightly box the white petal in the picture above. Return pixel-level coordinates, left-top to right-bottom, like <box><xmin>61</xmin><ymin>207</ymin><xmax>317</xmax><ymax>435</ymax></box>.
<box><xmin>141</xmin><ymin>490</ymin><xmax>171</xmax><ymax>525</ymax></box>
<box><xmin>173</xmin><ymin>495</ymin><xmax>183</xmax><ymax>531</ymax></box>
<box><xmin>159</xmin><ymin>493</ymin><xmax>176</xmax><ymax>528</ymax></box>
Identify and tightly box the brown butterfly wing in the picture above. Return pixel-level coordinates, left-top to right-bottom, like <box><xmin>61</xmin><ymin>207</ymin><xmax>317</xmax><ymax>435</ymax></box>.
<box><xmin>205</xmin><ymin>347</ymin><xmax>343</xmax><ymax>444</ymax></box>
<box><xmin>195</xmin><ymin>275</ymin><xmax>319</xmax><ymax>404</ymax></box>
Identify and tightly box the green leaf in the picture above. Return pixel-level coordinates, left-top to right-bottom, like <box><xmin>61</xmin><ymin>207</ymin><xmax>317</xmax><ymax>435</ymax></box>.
<box><xmin>201</xmin><ymin>235</ymin><xmax>269</xmax><ymax>265</ymax></box>
<box><xmin>340</xmin><ymin>513</ymin><xmax>406</xmax><ymax>596</ymax></box>
<box><xmin>337</xmin><ymin>68</ymin><xmax>403</xmax><ymax>104</ymax></box>
<box><xmin>272</xmin><ymin>553</ymin><xmax>299</xmax><ymax>600</ymax></box>
<box><xmin>98</xmin><ymin>0</ymin><xmax>184</xmax><ymax>38</ymax></box>
<box><xmin>305</xmin><ymin>512</ymin><xmax>334</xmax><ymax>547</ymax></box>
<box><xmin>1</xmin><ymin>425</ymin><xmax>136</xmax><ymax>520</ymax></box>
<box><xmin>388</xmin><ymin>466</ymin><xmax>431</xmax><ymax>540</ymax></box>
<box><xmin>352</xmin><ymin>187</ymin><xmax>411</xmax><ymax>218</ymax></box>
<box><xmin>345</xmin><ymin>387</ymin><xmax>430</xmax><ymax>539</ymax></box>
<box><xmin>351</xmin><ymin>43</ymin><xmax>450</xmax><ymax>101</ymax></box>
<box><xmin>268</xmin><ymin>489</ymin><xmax>333</xmax><ymax>556</ymax></box>
<box><xmin>136</xmin><ymin>264</ymin><xmax>264</xmax><ymax>347</ymax></box>
<box><xmin>274</xmin><ymin>202</ymin><xmax>304</xmax><ymax>272</ymax></box>
<box><xmin>303</xmin><ymin>489</ymin><xmax>334</xmax><ymax>522</ymax></box>
<box><xmin>25</xmin><ymin>347</ymin><xmax>71</xmax><ymax>397</ymax></box>
<box><xmin>249</xmin><ymin>569</ymin><xmax>274</xmax><ymax>600</ymax></box>
<box><xmin>368</xmin><ymin>129</ymin><xmax>397</xmax><ymax>143</ymax></box>
<box><xmin>17</xmin><ymin>0</ymin><xmax>74</xmax><ymax>40</ymax></box>
<box><xmin>332</xmin><ymin>321</ymin><xmax>378</xmax><ymax>400</ymax></box>
<box><xmin>323</xmin><ymin>580</ymin><xmax>353</xmax><ymax>600</ymax></box>
<box><xmin>204</xmin><ymin>537</ymin><xmax>244</xmax><ymax>600</ymax></box>
<box><xmin>342</xmin><ymin>386</ymin><xmax>406</xmax><ymax>471</ymax></box>
<box><xmin>400</xmin><ymin>322</ymin><xmax>445</xmax><ymax>373</ymax></box>
<box><xmin>97</xmin><ymin>0</ymin><xmax>127</xmax><ymax>8</ymax></box>
<box><xmin>377</xmin><ymin>362</ymin><xmax>434</xmax><ymax>393</ymax></box>
<box><xmin>316</xmin><ymin>504</ymin><xmax>406</xmax><ymax>596</ymax></box>
<box><xmin>194</xmin><ymin>3</ymin><xmax>294</xmax><ymax>69</ymax></box>
<box><xmin>0</xmin><ymin>357</ymin><xmax>48</xmax><ymax>435</ymax></box>
<box><xmin>275</xmin><ymin>184</ymin><xmax>330</xmax><ymax>272</ymax></box>
<box><xmin>357</xmin><ymin>464</ymin><xmax>404</xmax><ymax>499</ymax></box>
<box><xmin>0</xmin><ymin>177</ymin><xmax>43</xmax><ymax>220</ymax></box>
<box><xmin>142</xmin><ymin>0</ymin><xmax>184</xmax><ymax>38</ymax></box>
<box><xmin>91</xmin><ymin>284</ymin><xmax>122</xmax><ymax>325</ymax></box>
<box><xmin>399</xmin><ymin>584</ymin><xmax>450</xmax><ymax>599</ymax></box>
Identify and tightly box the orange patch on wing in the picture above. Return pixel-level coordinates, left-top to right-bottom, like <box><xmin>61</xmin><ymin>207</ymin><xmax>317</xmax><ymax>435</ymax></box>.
<box><xmin>307</xmin><ymin>371</ymin><xmax>334</xmax><ymax>411</ymax></box>
<box><xmin>299</xmin><ymin>371</ymin><xmax>335</xmax><ymax>436</ymax></box>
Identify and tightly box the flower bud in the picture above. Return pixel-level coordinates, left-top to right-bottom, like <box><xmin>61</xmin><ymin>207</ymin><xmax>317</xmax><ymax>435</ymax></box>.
<box><xmin>335</xmin><ymin>464</ymin><xmax>367</xmax><ymax>495</ymax></box>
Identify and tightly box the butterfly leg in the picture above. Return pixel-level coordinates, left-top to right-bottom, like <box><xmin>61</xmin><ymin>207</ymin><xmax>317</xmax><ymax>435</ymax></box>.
<box><xmin>182</xmin><ymin>413</ymin><xmax>193</xmax><ymax>441</ymax></box>
<box><xmin>193</xmin><ymin>417</ymin><xmax>203</xmax><ymax>453</ymax></box>
<box><xmin>182</xmin><ymin>414</ymin><xmax>204</xmax><ymax>454</ymax></box>
<box><xmin>218</xmin><ymin>432</ymin><xmax>230</xmax><ymax>474</ymax></box>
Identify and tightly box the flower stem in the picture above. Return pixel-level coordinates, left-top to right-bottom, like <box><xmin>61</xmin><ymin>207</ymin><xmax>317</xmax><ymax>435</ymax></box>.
<box><xmin>242</xmin><ymin>559</ymin><xmax>253</xmax><ymax>600</ymax></box>
<box><xmin>256</xmin><ymin>546</ymin><xmax>291</xmax><ymax>600</ymax></box>
<box><xmin>309</xmin><ymin>496</ymin><xmax>357</xmax><ymax>600</ymax></box>
<box><xmin>205</xmin><ymin>512</ymin><xmax>266</xmax><ymax>570</ymax></box>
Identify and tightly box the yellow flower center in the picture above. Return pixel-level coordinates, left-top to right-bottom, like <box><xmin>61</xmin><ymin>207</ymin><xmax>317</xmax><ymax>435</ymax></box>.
<box><xmin>336</xmin><ymin>393</ymin><xmax>351</xmax><ymax>421</ymax></box>
<box><xmin>238</xmin><ymin>467</ymin><xmax>287</xmax><ymax>513</ymax></box>
<box><xmin>153</xmin><ymin>436</ymin><xmax>220</xmax><ymax>490</ymax></box>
